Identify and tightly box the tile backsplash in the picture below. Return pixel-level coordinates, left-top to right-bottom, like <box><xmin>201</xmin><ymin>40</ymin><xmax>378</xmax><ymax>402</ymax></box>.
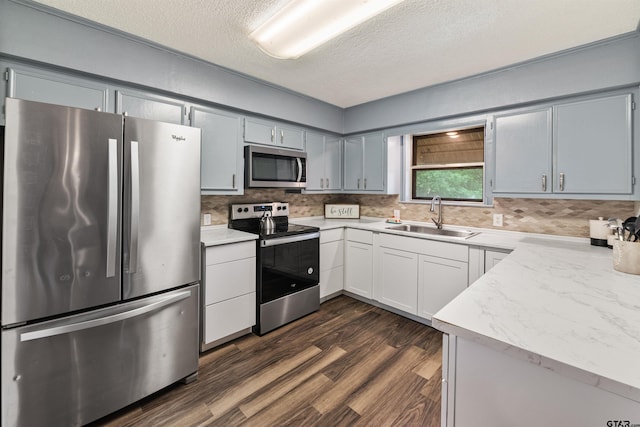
<box><xmin>202</xmin><ymin>191</ymin><xmax>637</xmax><ymax>238</ymax></box>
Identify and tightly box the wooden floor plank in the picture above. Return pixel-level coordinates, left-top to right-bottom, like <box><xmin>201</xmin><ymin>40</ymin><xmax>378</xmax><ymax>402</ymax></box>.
<box><xmin>347</xmin><ymin>345</ymin><xmax>429</xmax><ymax>415</ymax></box>
<box><xmin>241</xmin><ymin>374</ymin><xmax>332</xmax><ymax>426</ymax></box>
<box><xmin>312</xmin><ymin>344</ymin><xmax>397</xmax><ymax>414</ymax></box>
<box><xmin>206</xmin><ymin>345</ymin><xmax>322</xmax><ymax>419</ymax></box>
<box><xmin>238</xmin><ymin>346</ymin><xmax>347</xmax><ymax>418</ymax></box>
<box><xmin>413</xmin><ymin>348</ymin><xmax>442</xmax><ymax>380</ymax></box>
<box><xmin>92</xmin><ymin>296</ymin><xmax>443</xmax><ymax>427</ymax></box>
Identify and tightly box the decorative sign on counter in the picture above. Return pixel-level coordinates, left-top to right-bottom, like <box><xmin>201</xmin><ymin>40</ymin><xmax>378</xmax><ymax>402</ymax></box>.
<box><xmin>324</xmin><ymin>204</ymin><xmax>360</xmax><ymax>219</ymax></box>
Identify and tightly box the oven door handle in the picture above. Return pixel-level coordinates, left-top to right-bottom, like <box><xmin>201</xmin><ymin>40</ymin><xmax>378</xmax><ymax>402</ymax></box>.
<box><xmin>261</xmin><ymin>231</ymin><xmax>320</xmax><ymax>247</ymax></box>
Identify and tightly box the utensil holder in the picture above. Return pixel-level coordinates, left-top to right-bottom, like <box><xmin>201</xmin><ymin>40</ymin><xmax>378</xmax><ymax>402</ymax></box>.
<box><xmin>612</xmin><ymin>240</ymin><xmax>640</xmax><ymax>275</ymax></box>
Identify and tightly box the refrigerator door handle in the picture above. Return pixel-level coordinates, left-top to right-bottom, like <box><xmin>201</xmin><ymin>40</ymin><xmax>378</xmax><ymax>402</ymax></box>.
<box><xmin>19</xmin><ymin>289</ymin><xmax>192</xmax><ymax>342</ymax></box>
<box><xmin>128</xmin><ymin>140</ymin><xmax>140</xmax><ymax>273</ymax></box>
<box><xmin>106</xmin><ymin>138</ymin><xmax>118</xmax><ymax>278</ymax></box>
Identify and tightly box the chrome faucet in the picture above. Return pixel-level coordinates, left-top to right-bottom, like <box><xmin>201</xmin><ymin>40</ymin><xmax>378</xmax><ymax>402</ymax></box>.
<box><xmin>430</xmin><ymin>195</ymin><xmax>443</xmax><ymax>229</ymax></box>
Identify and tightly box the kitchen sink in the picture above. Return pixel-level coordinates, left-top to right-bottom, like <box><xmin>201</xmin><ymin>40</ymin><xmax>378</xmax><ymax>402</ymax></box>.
<box><xmin>385</xmin><ymin>224</ymin><xmax>479</xmax><ymax>239</ymax></box>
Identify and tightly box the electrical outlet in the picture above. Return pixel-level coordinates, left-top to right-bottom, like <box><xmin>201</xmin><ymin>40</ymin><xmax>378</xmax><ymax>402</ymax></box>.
<box><xmin>203</xmin><ymin>213</ymin><xmax>212</xmax><ymax>226</ymax></box>
<box><xmin>493</xmin><ymin>213</ymin><xmax>503</xmax><ymax>227</ymax></box>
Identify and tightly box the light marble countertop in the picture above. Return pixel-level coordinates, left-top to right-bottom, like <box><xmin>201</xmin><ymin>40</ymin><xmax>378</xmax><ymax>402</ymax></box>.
<box><xmin>201</xmin><ymin>216</ymin><xmax>640</xmax><ymax>402</ymax></box>
<box><xmin>200</xmin><ymin>224</ymin><xmax>257</xmax><ymax>246</ymax></box>
<box><xmin>433</xmin><ymin>237</ymin><xmax>640</xmax><ymax>403</ymax></box>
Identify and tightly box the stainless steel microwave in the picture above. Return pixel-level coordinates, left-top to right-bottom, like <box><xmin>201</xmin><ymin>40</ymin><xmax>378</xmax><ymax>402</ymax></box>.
<box><xmin>245</xmin><ymin>145</ymin><xmax>307</xmax><ymax>188</ymax></box>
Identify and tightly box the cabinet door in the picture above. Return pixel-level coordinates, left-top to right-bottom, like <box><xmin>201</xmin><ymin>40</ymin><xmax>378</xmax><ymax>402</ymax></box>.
<box><xmin>554</xmin><ymin>94</ymin><xmax>633</xmax><ymax>194</ymax></box>
<box><xmin>8</xmin><ymin>67</ymin><xmax>108</xmax><ymax>112</ymax></box>
<box><xmin>494</xmin><ymin>109</ymin><xmax>552</xmax><ymax>193</ymax></box>
<box><xmin>305</xmin><ymin>131</ymin><xmax>326</xmax><ymax>190</ymax></box>
<box><xmin>278</xmin><ymin>124</ymin><xmax>305</xmax><ymax>150</ymax></box>
<box><xmin>344</xmin><ymin>136</ymin><xmax>364</xmax><ymax>190</ymax></box>
<box><xmin>484</xmin><ymin>250</ymin><xmax>509</xmax><ymax>273</ymax></box>
<box><xmin>244</xmin><ymin>117</ymin><xmax>275</xmax><ymax>145</ymax></box>
<box><xmin>377</xmin><ymin>247</ymin><xmax>418</xmax><ymax>314</ymax></box>
<box><xmin>116</xmin><ymin>90</ymin><xmax>185</xmax><ymax>124</ymax></box>
<box><xmin>320</xmin><ymin>239</ymin><xmax>344</xmax><ymax>272</ymax></box>
<box><xmin>417</xmin><ymin>255</ymin><xmax>468</xmax><ymax>320</ymax></box>
<box><xmin>325</xmin><ymin>137</ymin><xmax>343</xmax><ymax>190</ymax></box>
<box><xmin>344</xmin><ymin>241</ymin><xmax>373</xmax><ymax>298</ymax></box>
<box><xmin>192</xmin><ymin>107</ymin><xmax>243</xmax><ymax>194</ymax></box>
<box><xmin>363</xmin><ymin>132</ymin><xmax>386</xmax><ymax>191</ymax></box>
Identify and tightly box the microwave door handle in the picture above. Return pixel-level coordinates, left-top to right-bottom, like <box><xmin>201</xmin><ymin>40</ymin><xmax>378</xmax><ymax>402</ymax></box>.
<box><xmin>296</xmin><ymin>158</ymin><xmax>303</xmax><ymax>182</ymax></box>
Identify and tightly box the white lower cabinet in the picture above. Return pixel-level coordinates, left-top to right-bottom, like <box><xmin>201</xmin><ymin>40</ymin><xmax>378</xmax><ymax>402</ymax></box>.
<box><xmin>484</xmin><ymin>249</ymin><xmax>509</xmax><ymax>272</ymax></box>
<box><xmin>201</xmin><ymin>241</ymin><xmax>256</xmax><ymax>351</ymax></box>
<box><xmin>442</xmin><ymin>335</ymin><xmax>640</xmax><ymax>427</ymax></box>
<box><xmin>344</xmin><ymin>229</ymin><xmax>374</xmax><ymax>299</ymax></box>
<box><xmin>377</xmin><ymin>247</ymin><xmax>418</xmax><ymax>314</ymax></box>
<box><xmin>375</xmin><ymin>233</ymin><xmax>468</xmax><ymax>321</ymax></box>
<box><xmin>417</xmin><ymin>255</ymin><xmax>468</xmax><ymax>320</ymax></box>
<box><xmin>320</xmin><ymin>229</ymin><xmax>345</xmax><ymax>299</ymax></box>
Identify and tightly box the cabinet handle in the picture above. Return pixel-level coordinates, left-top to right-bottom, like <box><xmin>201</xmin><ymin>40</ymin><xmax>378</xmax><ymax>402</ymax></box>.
<box><xmin>271</xmin><ymin>128</ymin><xmax>275</xmax><ymax>143</ymax></box>
<box><xmin>357</xmin><ymin>178</ymin><xmax>360</xmax><ymax>189</ymax></box>
<box><xmin>320</xmin><ymin>178</ymin><xmax>324</xmax><ymax>189</ymax></box>
<box><xmin>559</xmin><ymin>173</ymin><xmax>565</xmax><ymax>191</ymax></box>
<box><xmin>232</xmin><ymin>174</ymin><xmax>236</xmax><ymax>189</ymax></box>
<box><xmin>280</xmin><ymin>130</ymin><xmax>284</xmax><ymax>144</ymax></box>
<box><xmin>325</xmin><ymin>178</ymin><xmax>329</xmax><ymax>188</ymax></box>
<box><xmin>541</xmin><ymin>174</ymin><xmax>547</xmax><ymax>192</ymax></box>
<box><xmin>364</xmin><ymin>178</ymin><xmax>367</xmax><ymax>189</ymax></box>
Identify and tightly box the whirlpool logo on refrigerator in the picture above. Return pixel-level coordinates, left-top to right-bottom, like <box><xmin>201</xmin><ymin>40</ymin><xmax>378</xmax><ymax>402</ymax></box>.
<box><xmin>171</xmin><ymin>134</ymin><xmax>187</xmax><ymax>142</ymax></box>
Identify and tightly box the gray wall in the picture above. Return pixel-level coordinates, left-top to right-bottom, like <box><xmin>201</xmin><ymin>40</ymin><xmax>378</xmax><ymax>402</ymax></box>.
<box><xmin>1</xmin><ymin>0</ymin><xmax>639</xmax><ymax>136</ymax></box>
<box><xmin>344</xmin><ymin>34</ymin><xmax>640</xmax><ymax>134</ymax></box>
<box><xmin>0</xmin><ymin>0</ymin><xmax>344</xmax><ymax>133</ymax></box>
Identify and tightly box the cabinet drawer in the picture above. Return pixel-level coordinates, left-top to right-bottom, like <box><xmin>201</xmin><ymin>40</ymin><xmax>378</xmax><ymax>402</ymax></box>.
<box><xmin>204</xmin><ymin>293</ymin><xmax>256</xmax><ymax>344</ymax></box>
<box><xmin>205</xmin><ymin>241</ymin><xmax>255</xmax><ymax>265</ymax></box>
<box><xmin>205</xmin><ymin>257</ymin><xmax>256</xmax><ymax>304</ymax></box>
<box><xmin>320</xmin><ymin>239</ymin><xmax>344</xmax><ymax>270</ymax></box>
<box><xmin>320</xmin><ymin>228</ymin><xmax>344</xmax><ymax>244</ymax></box>
<box><xmin>379</xmin><ymin>233</ymin><xmax>468</xmax><ymax>262</ymax></box>
<box><xmin>345</xmin><ymin>228</ymin><xmax>373</xmax><ymax>245</ymax></box>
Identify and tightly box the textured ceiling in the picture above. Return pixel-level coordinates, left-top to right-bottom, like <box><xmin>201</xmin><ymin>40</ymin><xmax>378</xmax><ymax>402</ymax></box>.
<box><xmin>32</xmin><ymin>0</ymin><xmax>640</xmax><ymax>108</ymax></box>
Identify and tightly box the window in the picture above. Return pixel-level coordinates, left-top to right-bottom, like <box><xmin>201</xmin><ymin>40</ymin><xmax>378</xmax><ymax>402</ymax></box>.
<box><xmin>411</xmin><ymin>127</ymin><xmax>485</xmax><ymax>202</ymax></box>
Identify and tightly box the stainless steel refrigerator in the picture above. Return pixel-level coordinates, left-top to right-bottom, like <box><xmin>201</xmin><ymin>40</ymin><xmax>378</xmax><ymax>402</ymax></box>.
<box><xmin>1</xmin><ymin>98</ymin><xmax>201</xmax><ymax>426</ymax></box>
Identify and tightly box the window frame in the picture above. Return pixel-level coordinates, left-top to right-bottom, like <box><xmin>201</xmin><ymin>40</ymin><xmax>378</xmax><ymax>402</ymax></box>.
<box><xmin>399</xmin><ymin>120</ymin><xmax>492</xmax><ymax>206</ymax></box>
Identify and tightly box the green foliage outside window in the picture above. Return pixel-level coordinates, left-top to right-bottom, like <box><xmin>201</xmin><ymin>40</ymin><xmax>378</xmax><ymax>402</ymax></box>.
<box><xmin>413</xmin><ymin>167</ymin><xmax>483</xmax><ymax>201</ymax></box>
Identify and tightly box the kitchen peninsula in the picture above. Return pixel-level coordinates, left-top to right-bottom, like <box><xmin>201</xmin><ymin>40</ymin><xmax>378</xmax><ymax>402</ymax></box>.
<box><xmin>432</xmin><ymin>238</ymin><xmax>640</xmax><ymax>426</ymax></box>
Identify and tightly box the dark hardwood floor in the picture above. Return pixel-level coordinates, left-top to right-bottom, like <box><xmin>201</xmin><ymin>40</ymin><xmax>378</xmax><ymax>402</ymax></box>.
<box><xmin>94</xmin><ymin>296</ymin><xmax>443</xmax><ymax>427</ymax></box>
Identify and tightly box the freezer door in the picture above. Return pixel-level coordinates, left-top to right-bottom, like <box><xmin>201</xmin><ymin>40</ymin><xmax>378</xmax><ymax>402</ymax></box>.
<box><xmin>122</xmin><ymin>117</ymin><xmax>201</xmax><ymax>298</ymax></box>
<box><xmin>1</xmin><ymin>284</ymin><xmax>199</xmax><ymax>427</ymax></box>
<box><xmin>2</xmin><ymin>98</ymin><xmax>123</xmax><ymax>325</ymax></box>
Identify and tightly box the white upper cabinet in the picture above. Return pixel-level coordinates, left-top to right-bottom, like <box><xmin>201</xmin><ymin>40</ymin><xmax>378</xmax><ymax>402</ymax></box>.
<box><xmin>305</xmin><ymin>131</ymin><xmax>342</xmax><ymax>191</ymax></box>
<box><xmin>243</xmin><ymin>117</ymin><xmax>305</xmax><ymax>150</ymax></box>
<box><xmin>553</xmin><ymin>94</ymin><xmax>633</xmax><ymax>194</ymax></box>
<box><xmin>344</xmin><ymin>132</ymin><xmax>386</xmax><ymax>192</ymax></box>
<box><xmin>493</xmin><ymin>92</ymin><xmax>634</xmax><ymax>198</ymax></box>
<box><xmin>116</xmin><ymin>90</ymin><xmax>186</xmax><ymax>125</ymax></box>
<box><xmin>191</xmin><ymin>106</ymin><xmax>244</xmax><ymax>195</ymax></box>
<box><xmin>494</xmin><ymin>108</ymin><xmax>552</xmax><ymax>194</ymax></box>
<box><xmin>7</xmin><ymin>66</ymin><xmax>109</xmax><ymax>112</ymax></box>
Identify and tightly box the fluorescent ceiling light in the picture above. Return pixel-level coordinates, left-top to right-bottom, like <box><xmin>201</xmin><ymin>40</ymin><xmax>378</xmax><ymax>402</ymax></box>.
<box><xmin>250</xmin><ymin>0</ymin><xmax>406</xmax><ymax>59</ymax></box>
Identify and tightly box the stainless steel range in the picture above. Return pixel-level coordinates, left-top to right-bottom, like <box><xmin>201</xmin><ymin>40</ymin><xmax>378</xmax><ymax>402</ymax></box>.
<box><xmin>229</xmin><ymin>202</ymin><xmax>320</xmax><ymax>335</ymax></box>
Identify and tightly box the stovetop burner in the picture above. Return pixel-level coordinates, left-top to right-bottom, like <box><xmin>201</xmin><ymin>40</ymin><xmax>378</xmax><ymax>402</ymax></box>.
<box><xmin>228</xmin><ymin>202</ymin><xmax>319</xmax><ymax>239</ymax></box>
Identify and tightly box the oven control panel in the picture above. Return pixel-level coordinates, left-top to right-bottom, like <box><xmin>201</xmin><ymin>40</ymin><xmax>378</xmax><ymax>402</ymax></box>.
<box><xmin>230</xmin><ymin>202</ymin><xmax>289</xmax><ymax>220</ymax></box>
